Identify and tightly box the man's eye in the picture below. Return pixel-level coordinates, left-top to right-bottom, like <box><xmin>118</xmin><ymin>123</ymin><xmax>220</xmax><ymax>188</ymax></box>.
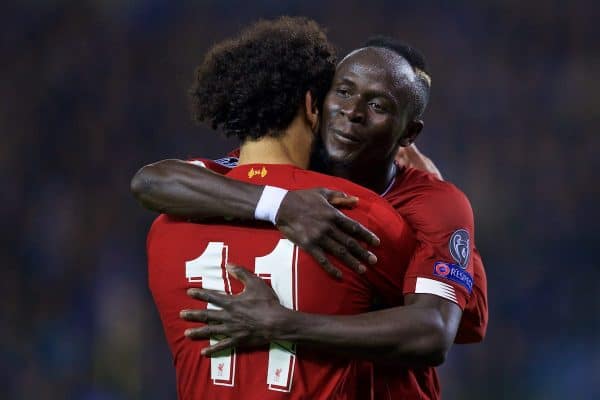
<box><xmin>369</xmin><ymin>102</ymin><xmax>385</xmax><ymax>112</ymax></box>
<box><xmin>336</xmin><ymin>88</ymin><xmax>350</xmax><ymax>97</ymax></box>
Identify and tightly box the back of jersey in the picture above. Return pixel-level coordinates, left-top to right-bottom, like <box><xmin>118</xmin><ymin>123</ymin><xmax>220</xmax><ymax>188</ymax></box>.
<box><xmin>147</xmin><ymin>164</ymin><xmax>415</xmax><ymax>400</ymax></box>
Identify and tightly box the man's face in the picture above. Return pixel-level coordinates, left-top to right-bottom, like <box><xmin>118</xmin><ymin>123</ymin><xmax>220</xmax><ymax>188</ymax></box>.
<box><xmin>321</xmin><ymin>48</ymin><xmax>417</xmax><ymax>167</ymax></box>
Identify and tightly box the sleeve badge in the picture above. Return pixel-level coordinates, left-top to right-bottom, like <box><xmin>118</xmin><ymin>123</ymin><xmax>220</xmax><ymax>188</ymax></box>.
<box><xmin>449</xmin><ymin>229</ymin><xmax>471</xmax><ymax>269</ymax></box>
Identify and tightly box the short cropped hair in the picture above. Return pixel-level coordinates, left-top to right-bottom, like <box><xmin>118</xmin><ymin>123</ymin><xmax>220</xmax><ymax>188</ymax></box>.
<box><xmin>363</xmin><ymin>36</ymin><xmax>430</xmax><ymax>118</ymax></box>
<box><xmin>190</xmin><ymin>17</ymin><xmax>337</xmax><ymax>141</ymax></box>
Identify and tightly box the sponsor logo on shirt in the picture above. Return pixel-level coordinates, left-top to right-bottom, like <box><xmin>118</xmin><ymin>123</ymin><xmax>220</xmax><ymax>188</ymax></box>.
<box><xmin>433</xmin><ymin>261</ymin><xmax>473</xmax><ymax>293</ymax></box>
<box><xmin>248</xmin><ymin>166</ymin><xmax>268</xmax><ymax>179</ymax></box>
<box><xmin>449</xmin><ymin>229</ymin><xmax>471</xmax><ymax>268</ymax></box>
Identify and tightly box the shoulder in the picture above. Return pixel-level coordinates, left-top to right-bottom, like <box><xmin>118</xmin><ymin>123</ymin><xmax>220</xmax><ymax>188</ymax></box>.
<box><xmin>387</xmin><ymin>167</ymin><xmax>474</xmax><ymax>234</ymax></box>
<box><xmin>147</xmin><ymin>214</ymin><xmax>179</xmax><ymax>251</ymax></box>
<box><xmin>392</xmin><ymin>167</ymin><xmax>468</xmax><ymax>200</ymax></box>
<box><xmin>293</xmin><ymin>168</ymin><xmax>409</xmax><ymax>236</ymax></box>
<box><xmin>295</xmin><ymin>168</ymin><xmax>382</xmax><ymax>202</ymax></box>
<box><xmin>147</xmin><ymin>214</ymin><xmax>168</xmax><ymax>241</ymax></box>
<box><xmin>147</xmin><ymin>214</ymin><xmax>200</xmax><ymax>253</ymax></box>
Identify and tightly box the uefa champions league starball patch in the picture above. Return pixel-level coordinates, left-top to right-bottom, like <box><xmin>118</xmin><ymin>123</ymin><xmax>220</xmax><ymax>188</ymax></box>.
<box><xmin>449</xmin><ymin>229</ymin><xmax>470</xmax><ymax>269</ymax></box>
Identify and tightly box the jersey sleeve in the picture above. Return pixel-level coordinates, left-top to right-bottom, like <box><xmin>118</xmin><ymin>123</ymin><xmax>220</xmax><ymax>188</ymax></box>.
<box><xmin>455</xmin><ymin>247</ymin><xmax>488</xmax><ymax>342</ymax></box>
<box><xmin>402</xmin><ymin>184</ymin><xmax>476</xmax><ymax>309</ymax></box>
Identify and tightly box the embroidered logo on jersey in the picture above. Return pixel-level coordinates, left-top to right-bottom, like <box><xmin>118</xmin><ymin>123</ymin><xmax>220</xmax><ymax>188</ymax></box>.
<box><xmin>433</xmin><ymin>261</ymin><xmax>473</xmax><ymax>293</ymax></box>
<box><xmin>248</xmin><ymin>166</ymin><xmax>268</xmax><ymax>179</ymax></box>
<box><xmin>213</xmin><ymin>157</ymin><xmax>239</xmax><ymax>168</ymax></box>
<box><xmin>449</xmin><ymin>229</ymin><xmax>470</xmax><ymax>268</ymax></box>
<box><xmin>434</xmin><ymin>262</ymin><xmax>451</xmax><ymax>277</ymax></box>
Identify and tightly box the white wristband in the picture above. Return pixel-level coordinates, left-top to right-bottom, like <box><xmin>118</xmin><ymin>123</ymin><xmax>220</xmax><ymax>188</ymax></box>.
<box><xmin>254</xmin><ymin>185</ymin><xmax>288</xmax><ymax>224</ymax></box>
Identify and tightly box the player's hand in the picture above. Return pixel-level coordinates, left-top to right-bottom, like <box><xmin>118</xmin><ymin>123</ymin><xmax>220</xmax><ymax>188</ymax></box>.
<box><xmin>274</xmin><ymin>188</ymin><xmax>380</xmax><ymax>279</ymax></box>
<box><xmin>395</xmin><ymin>144</ymin><xmax>443</xmax><ymax>180</ymax></box>
<box><xmin>181</xmin><ymin>264</ymin><xmax>289</xmax><ymax>356</ymax></box>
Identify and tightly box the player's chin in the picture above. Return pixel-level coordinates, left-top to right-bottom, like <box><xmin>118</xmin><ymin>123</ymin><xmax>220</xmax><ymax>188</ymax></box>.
<box><xmin>324</xmin><ymin>142</ymin><xmax>363</xmax><ymax>166</ymax></box>
<box><xmin>328</xmin><ymin>150</ymin><xmax>360</xmax><ymax>167</ymax></box>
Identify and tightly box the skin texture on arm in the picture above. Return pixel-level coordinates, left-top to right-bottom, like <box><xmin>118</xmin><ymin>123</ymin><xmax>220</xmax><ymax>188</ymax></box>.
<box><xmin>131</xmin><ymin>159</ymin><xmax>262</xmax><ymax>220</ymax></box>
<box><xmin>272</xmin><ymin>293</ymin><xmax>461</xmax><ymax>366</ymax></box>
<box><xmin>182</xmin><ymin>265</ymin><xmax>462</xmax><ymax>367</ymax></box>
<box><xmin>131</xmin><ymin>159</ymin><xmax>380</xmax><ymax>276</ymax></box>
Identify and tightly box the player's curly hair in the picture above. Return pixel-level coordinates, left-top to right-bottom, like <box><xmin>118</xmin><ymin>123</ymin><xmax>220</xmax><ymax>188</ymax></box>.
<box><xmin>189</xmin><ymin>17</ymin><xmax>337</xmax><ymax>141</ymax></box>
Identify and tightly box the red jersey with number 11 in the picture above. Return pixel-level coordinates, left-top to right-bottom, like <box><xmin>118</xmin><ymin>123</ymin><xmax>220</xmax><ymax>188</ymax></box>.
<box><xmin>148</xmin><ymin>164</ymin><xmax>416</xmax><ymax>400</ymax></box>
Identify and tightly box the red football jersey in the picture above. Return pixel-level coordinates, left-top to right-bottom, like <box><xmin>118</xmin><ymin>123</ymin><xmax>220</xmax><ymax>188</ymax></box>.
<box><xmin>383</xmin><ymin>166</ymin><xmax>488</xmax><ymax>341</ymax></box>
<box><xmin>187</xmin><ymin>157</ymin><xmax>488</xmax><ymax>400</ymax></box>
<box><xmin>191</xmin><ymin>157</ymin><xmax>488</xmax><ymax>342</ymax></box>
<box><xmin>372</xmin><ymin>165</ymin><xmax>488</xmax><ymax>400</ymax></box>
<box><xmin>148</xmin><ymin>164</ymin><xmax>416</xmax><ymax>400</ymax></box>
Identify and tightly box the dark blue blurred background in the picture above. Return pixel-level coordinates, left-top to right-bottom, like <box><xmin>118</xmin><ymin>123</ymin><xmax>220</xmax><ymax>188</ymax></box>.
<box><xmin>2</xmin><ymin>0</ymin><xmax>598</xmax><ymax>399</ymax></box>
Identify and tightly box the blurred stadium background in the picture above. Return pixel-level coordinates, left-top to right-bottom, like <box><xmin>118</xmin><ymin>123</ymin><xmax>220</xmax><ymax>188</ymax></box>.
<box><xmin>2</xmin><ymin>0</ymin><xmax>598</xmax><ymax>399</ymax></box>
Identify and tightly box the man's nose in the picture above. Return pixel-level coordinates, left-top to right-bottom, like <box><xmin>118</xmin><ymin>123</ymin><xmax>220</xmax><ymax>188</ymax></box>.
<box><xmin>340</xmin><ymin>101</ymin><xmax>365</xmax><ymax>124</ymax></box>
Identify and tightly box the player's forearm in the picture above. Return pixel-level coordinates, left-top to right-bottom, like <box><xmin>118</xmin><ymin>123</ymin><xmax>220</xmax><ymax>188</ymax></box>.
<box><xmin>274</xmin><ymin>304</ymin><xmax>455</xmax><ymax>366</ymax></box>
<box><xmin>130</xmin><ymin>159</ymin><xmax>262</xmax><ymax>219</ymax></box>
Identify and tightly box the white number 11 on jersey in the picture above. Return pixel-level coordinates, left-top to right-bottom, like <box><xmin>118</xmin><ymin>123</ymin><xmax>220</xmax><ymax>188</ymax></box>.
<box><xmin>185</xmin><ymin>239</ymin><xmax>298</xmax><ymax>392</ymax></box>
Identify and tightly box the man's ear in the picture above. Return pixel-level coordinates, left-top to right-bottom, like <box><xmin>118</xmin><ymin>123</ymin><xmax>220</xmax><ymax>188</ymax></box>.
<box><xmin>398</xmin><ymin>120</ymin><xmax>423</xmax><ymax>147</ymax></box>
<box><xmin>304</xmin><ymin>91</ymin><xmax>319</xmax><ymax>133</ymax></box>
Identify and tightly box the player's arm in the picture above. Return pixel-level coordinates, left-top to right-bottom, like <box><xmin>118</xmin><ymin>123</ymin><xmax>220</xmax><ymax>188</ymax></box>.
<box><xmin>131</xmin><ymin>159</ymin><xmax>261</xmax><ymax>219</ymax></box>
<box><xmin>183</xmin><ymin>265</ymin><xmax>461</xmax><ymax>367</ymax></box>
<box><xmin>131</xmin><ymin>159</ymin><xmax>379</xmax><ymax>276</ymax></box>
<box><xmin>273</xmin><ymin>293</ymin><xmax>461</xmax><ymax>367</ymax></box>
<box><xmin>395</xmin><ymin>144</ymin><xmax>443</xmax><ymax>180</ymax></box>
<box><xmin>401</xmin><ymin>180</ymin><xmax>485</xmax><ymax>343</ymax></box>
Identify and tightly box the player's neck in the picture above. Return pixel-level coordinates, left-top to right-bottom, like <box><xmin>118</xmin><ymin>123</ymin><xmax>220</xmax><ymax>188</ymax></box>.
<box><xmin>330</xmin><ymin>157</ymin><xmax>397</xmax><ymax>194</ymax></box>
<box><xmin>238</xmin><ymin>116</ymin><xmax>313</xmax><ymax>169</ymax></box>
